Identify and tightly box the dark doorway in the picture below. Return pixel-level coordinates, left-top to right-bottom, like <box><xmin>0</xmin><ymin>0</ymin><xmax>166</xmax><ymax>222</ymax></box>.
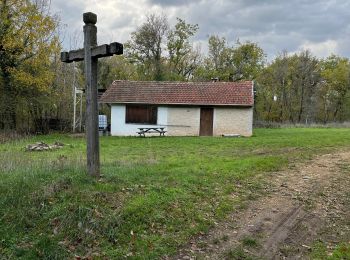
<box><xmin>200</xmin><ymin>107</ymin><xmax>214</xmax><ymax>136</ymax></box>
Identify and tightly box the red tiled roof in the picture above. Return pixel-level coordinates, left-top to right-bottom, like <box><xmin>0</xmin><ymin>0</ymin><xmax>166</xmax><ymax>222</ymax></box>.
<box><xmin>99</xmin><ymin>80</ymin><xmax>254</xmax><ymax>106</ymax></box>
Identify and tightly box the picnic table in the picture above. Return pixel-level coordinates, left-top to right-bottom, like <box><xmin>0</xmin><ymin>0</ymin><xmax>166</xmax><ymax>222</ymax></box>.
<box><xmin>137</xmin><ymin>127</ymin><xmax>166</xmax><ymax>137</ymax></box>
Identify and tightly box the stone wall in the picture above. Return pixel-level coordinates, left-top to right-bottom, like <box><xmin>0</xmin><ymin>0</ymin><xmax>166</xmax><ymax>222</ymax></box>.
<box><xmin>167</xmin><ymin>107</ymin><xmax>200</xmax><ymax>136</ymax></box>
<box><xmin>213</xmin><ymin>107</ymin><xmax>253</xmax><ymax>137</ymax></box>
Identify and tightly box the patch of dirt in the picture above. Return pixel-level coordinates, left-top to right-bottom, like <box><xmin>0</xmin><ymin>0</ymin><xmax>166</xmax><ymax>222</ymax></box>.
<box><xmin>172</xmin><ymin>150</ymin><xmax>350</xmax><ymax>259</ymax></box>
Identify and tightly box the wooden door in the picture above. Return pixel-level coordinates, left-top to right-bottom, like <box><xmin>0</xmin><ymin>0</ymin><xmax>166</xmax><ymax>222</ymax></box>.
<box><xmin>200</xmin><ymin>107</ymin><xmax>214</xmax><ymax>136</ymax></box>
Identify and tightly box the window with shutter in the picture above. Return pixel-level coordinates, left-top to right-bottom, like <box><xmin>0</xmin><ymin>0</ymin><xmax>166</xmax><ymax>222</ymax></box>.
<box><xmin>125</xmin><ymin>105</ymin><xmax>157</xmax><ymax>124</ymax></box>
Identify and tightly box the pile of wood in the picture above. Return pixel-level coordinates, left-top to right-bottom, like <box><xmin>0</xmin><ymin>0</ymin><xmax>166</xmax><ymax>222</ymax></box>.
<box><xmin>25</xmin><ymin>142</ymin><xmax>64</xmax><ymax>151</ymax></box>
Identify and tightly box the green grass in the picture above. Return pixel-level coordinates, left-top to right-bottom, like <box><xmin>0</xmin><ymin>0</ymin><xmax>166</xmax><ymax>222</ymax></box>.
<box><xmin>241</xmin><ymin>236</ymin><xmax>260</xmax><ymax>248</ymax></box>
<box><xmin>1</xmin><ymin>128</ymin><xmax>350</xmax><ymax>259</ymax></box>
<box><xmin>224</xmin><ymin>246</ymin><xmax>254</xmax><ymax>260</ymax></box>
<box><xmin>311</xmin><ymin>242</ymin><xmax>350</xmax><ymax>259</ymax></box>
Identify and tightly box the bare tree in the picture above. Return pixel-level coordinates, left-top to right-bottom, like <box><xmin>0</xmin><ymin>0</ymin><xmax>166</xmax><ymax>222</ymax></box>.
<box><xmin>126</xmin><ymin>13</ymin><xmax>169</xmax><ymax>80</ymax></box>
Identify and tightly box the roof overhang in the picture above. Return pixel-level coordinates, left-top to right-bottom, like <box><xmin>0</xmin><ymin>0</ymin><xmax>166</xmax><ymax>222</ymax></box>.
<box><xmin>99</xmin><ymin>101</ymin><xmax>253</xmax><ymax>107</ymax></box>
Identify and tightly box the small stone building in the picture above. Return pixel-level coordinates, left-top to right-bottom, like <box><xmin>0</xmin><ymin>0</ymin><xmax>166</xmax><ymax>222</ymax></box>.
<box><xmin>99</xmin><ymin>80</ymin><xmax>254</xmax><ymax>136</ymax></box>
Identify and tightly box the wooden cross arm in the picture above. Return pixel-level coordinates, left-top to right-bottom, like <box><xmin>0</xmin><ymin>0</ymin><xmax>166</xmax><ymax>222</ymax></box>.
<box><xmin>61</xmin><ymin>42</ymin><xmax>123</xmax><ymax>63</ymax></box>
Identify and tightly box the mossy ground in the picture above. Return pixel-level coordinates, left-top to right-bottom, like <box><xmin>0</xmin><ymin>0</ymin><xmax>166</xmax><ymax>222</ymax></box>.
<box><xmin>1</xmin><ymin>128</ymin><xmax>350</xmax><ymax>258</ymax></box>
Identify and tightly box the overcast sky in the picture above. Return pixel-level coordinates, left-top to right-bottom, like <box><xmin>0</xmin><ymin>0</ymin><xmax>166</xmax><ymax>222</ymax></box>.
<box><xmin>51</xmin><ymin>0</ymin><xmax>350</xmax><ymax>60</ymax></box>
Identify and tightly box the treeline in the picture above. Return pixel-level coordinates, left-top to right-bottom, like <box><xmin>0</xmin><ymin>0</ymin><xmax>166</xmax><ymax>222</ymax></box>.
<box><xmin>256</xmin><ymin>52</ymin><xmax>350</xmax><ymax>124</ymax></box>
<box><xmin>0</xmin><ymin>0</ymin><xmax>74</xmax><ymax>132</ymax></box>
<box><xmin>100</xmin><ymin>13</ymin><xmax>350</xmax><ymax>124</ymax></box>
<box><xmin>0</xmin><ymin>5</ymin><xmax>349</xmax><ymax>132</ymax></box>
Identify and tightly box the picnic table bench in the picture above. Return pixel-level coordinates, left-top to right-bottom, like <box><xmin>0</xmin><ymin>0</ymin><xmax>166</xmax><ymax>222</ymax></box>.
<box><xmin>137</xmin><ymin>127</ymin><xmax>166</xmax><ymax>137</ymax></box>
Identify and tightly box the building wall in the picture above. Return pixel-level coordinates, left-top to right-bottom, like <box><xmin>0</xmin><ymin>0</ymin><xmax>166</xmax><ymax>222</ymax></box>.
<box><xmin>166</xmin><ymin>107</ymin><xmax>200</xmax><ymax>136</ymax></box>
<box><xmin>110</xmin><ymin>105</ymin><xmax>168</xmax><ymax>136</ymax></box>
<box><xmin>110</xmin><ymin>105</ymin><xmax>253</xmax><ymax>137</ymax></box>
<box><xmin>213</xmin><ymin>107</ymin><xmax>253</xmax><ymax>136</ymax></box>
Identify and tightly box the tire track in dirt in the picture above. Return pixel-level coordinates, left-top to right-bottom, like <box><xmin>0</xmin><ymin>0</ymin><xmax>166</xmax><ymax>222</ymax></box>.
<box><xmin>172</xmin><ymin>150</ymin><xmax>350</xmax><ymax>259</ymax></box>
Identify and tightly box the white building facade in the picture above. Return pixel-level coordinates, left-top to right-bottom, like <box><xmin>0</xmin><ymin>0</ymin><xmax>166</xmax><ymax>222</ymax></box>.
<box><xmin>110</xmin><ymin>105</ymin><xmax>253</xmax><ymax>137</ymax></box>
<box><xmin>100</xmin><ymin>81</ymin><xmax>254</xmax><ymax>137</ymax></box>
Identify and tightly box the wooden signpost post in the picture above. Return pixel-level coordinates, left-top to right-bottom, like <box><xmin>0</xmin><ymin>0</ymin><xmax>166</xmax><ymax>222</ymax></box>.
<box><xmin>61</xmin><ymin>12</ymin><xmax>123</xmax><ymax>177</ymax></box>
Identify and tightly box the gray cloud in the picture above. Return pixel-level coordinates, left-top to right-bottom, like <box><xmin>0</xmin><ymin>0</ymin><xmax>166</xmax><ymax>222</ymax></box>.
<box><xmin>181</xmin><ymin>0</ymin><xmax>350</xmax><ymax>58</ymax></box>
<box><xmin>147</xmin><ymin>0</ymin><xmax>202</xmax><ymax>6</ymax></box>
<box><xmin>51</xmin><ymin>0</ymin><xmax>350</xmax><ymax>59</ymax></box>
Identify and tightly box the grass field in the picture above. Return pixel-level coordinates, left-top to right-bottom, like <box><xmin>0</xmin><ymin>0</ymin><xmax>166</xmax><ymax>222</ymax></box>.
<box><xmin>1</xmin><ymin>128</ymin><xmax>350</xmax><ymax>259</ymax></box>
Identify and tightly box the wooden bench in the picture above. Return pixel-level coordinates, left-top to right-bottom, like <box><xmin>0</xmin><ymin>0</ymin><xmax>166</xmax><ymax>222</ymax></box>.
<box><xmin>137</xmin><ymin>127</ymin><xmax>166</xmax><ymax>137</ymax></box>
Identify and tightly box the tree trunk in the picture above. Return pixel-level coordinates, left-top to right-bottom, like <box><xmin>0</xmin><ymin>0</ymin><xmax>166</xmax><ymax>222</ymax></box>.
<box><xmin>298</xmin><ymin>83</ymin><xmax>305</xmax><ymax>123</ymax></box>
<box><xmin>333</xmin><ymin>99</ymin><xmax>343</xmax><ymax>122</ymax></box>
<box><xmin>1</xmin><ymin>71</ymin><xmax>17</xmax><ymax>130</ymax></box>
<box><xmin>279</xmin><ymin>78</ymin><xmax>286</xmax><ymax>122</ymax></box>
<box><xmin>323</xmin><ymin>97</ymin><xmax>328</xmax><ymax>124</ymax></box>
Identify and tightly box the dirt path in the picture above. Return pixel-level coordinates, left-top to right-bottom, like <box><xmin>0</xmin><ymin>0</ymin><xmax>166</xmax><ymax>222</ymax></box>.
<box><xmin>173</xmin><ymin>150</ymin><xmax>350</xmax><ymax>259</ymax></box>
